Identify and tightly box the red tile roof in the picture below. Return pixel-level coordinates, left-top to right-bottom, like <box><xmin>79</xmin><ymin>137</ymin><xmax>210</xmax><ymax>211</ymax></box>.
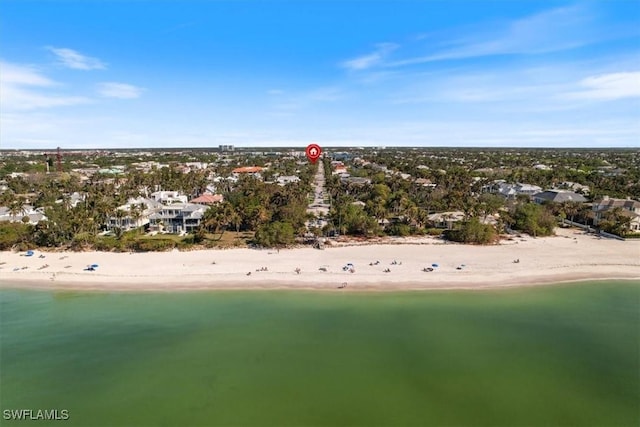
<box><xmin>232</xmin><ymin>166</ymin><xmax>263</xmax><ymax>173</ymax></box>
<box><xmin>190</xmin><ymin>194</ymin><xmax>224</xmax><ymax>205</ymax></box>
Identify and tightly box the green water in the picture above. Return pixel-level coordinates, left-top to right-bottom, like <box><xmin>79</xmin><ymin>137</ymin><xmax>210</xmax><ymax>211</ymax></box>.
<box><xmin>1</xmin><ymin>282</ymin><xmax>638</xmax><ymax>427</ymax></box>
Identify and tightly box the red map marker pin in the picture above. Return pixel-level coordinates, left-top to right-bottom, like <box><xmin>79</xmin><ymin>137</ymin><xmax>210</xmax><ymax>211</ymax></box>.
<box><xmin>305</xmin><ymin>143</ymin><xmax>322</xmax><ymax>164</ymax></box>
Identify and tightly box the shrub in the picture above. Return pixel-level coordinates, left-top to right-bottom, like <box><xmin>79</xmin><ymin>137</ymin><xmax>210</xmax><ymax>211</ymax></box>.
<box><xmin>513</xmin><ymin>203</ymin><xmax>556</xmax><ymax>237</ymax></box>
<box><xmin>444</xmin><ymin>218</ymin><xmax>498</xmax><ymax>244</ymax></box>
<box><xmin>0</xmin><ymin>222</ymin><xmax>33</xmax><ymax>250</ymax></box>
<box><xmin>131</xmin><ymin>239</ymin><xmax>177</xmax><ymax>252</ymax></box>
<box><xmin>386</xmin><ymin>223</ymin><xmax>411</xmax><ymax>237</ymax></box>
<box><xmin>425</xmin><ymin>228</ymin><xmax>444</xmax><ymax>236</ymax></box>
<box><xmin>254</xmin><ymin>221</ymin><xmax>295</xmax><ymax>247</ymax></box>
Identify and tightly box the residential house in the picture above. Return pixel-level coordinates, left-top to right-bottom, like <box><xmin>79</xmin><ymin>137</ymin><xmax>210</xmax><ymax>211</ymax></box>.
<box><xmin>232</xmin><ymin>166</ymin><xmax>263</xmax><ymax>179</ymax></box>
<box><xmin>532</xmin><ymin>190</ymin><xmax>587</xmax><ymax>204</ymax></box>
<box><xmin>428</xmin><ymin>211</ymin><xmax>465</xmax><ymax>229</ymax></box>
<box><xmin>55</xmin><ymin>192</ymin><xmax>85</xmax><ymax>208</ymax></box>
<box><xmin>558</xmin><ymin>181</ymin><xmax>590</xmax><ymax>195</ymax></box>
<box><xmin>151</xmin><ymin>191</ymin><xmax>188</xmax><ymax>205</ymax></box>
<box><xmin>0</xmin><ymin>205</ymin><xmax>47</xmax><ymax>225</ymax></box>
<box><xmin>107</xmin><ymin>197</ymin><xmax>162</xmax><ymax>231</ymax></box>
<box><xmin>190</xmin><ymin>194</ymin><xmax>224</xmax><ymax>205</ymax></box>
<box><xmin>592</xmin><ymin>196</ymin><xmax>640</xmax><ymax>232</ymax></box>
<box><xmin>276</xmin><ymin>175</ymin><xmax>300</xmax><ymax>186</ymax></box>
<box><xmin>147</xmin><ymin>202</ymin><xmax>207</xmax><ymax>234</ymax></box>
<box><xmin>415</xmin><ymin>178</ymin><xmax>437</xmax><ymax>188</ymax></box>
<box><xmin>486</xmin><ymin>181</ymin><xmax>542</xmax><ymax>199</ymax></box>
<box><xmin>341</xmin><ymin>177</ymin><xmax>371</xmax><ymax>185</ymax></box>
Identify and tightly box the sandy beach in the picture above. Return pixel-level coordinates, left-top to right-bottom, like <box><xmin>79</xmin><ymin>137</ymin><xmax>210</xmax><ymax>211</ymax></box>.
<box><xmin>1</xmin><ymin>228</ymin><xmax>639</xmax><ymax>291</ymax></box>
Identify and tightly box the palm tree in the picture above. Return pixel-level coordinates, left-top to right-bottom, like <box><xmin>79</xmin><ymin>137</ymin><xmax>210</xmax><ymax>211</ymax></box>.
<box><xmin>8</xmin><ymin>197</ymin><xmax>27</xmax><ymax>221</ymax></box>
<box><xmin>129</xmin><ymin>204</ymin><xmax>142</xmax><ymax>232</ymax></box>
<box><xmin>229</xmin><ymin>210</ymin><xmax>242</xmax><ymax>235</ymax></box>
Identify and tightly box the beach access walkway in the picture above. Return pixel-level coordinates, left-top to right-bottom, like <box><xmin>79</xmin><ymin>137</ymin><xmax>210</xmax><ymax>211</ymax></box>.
<box><xmin>306</xmin><ymin>161</ymin><xmax>330</xmax><ymax>229</ymax></box>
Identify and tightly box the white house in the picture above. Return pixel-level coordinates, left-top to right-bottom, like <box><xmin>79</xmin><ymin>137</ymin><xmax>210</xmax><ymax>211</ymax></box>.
<box><xmin>276</xmin><ymin>175</ymin><xmax>300</xmax><ymax>186</ymax></box>
<box><xmin>151</xmin><ymin>191</ymin><xmax>188</xmax><ymax>205</ymax></box>
<box><xmin>107</xmin><ymin>197</ymin><xmax>163</xmax><ymax>231</ymax></box>
<box><xmin>0</xmin><ymin>205</ymin><xmax>47</xmax><ymax>225</ymax></box>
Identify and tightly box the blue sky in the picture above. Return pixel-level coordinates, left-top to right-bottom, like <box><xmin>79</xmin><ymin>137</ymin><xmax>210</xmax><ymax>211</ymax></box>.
<box><xmin>1</xmin><ymin>1</ymin><xmax>639</xmax><ymax>148</ymax></box>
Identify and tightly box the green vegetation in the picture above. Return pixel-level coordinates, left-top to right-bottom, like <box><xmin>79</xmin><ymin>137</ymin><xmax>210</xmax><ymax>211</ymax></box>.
<box><xmin>445</xmin><ymin>217</ymin><xmax>498</xmax><ymax>244</ymax></box>
<box><xmin>0</xmin><ymin>147</ymin><xmax>638</xmax><ymax>249</ymax></box>
<box><xmin>0</xmin><ymin>222</ymin><xmax>34</xmax><ymax>251</ymax></box>
<box><xmin>513</xmin><ymin>203</ymin><xmax>557</xmax><ymax>237</ymax></box>
<box><xmin>254</xmin><ymin>221</ymin><xmax>295</xmax><ymax>247</ymax></box>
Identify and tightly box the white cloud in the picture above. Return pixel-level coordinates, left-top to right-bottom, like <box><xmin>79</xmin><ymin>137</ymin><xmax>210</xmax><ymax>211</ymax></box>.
<box><xmin>1</xmin><ymin>62</ymin><xmax>55</xmax><ymax>86</ymax></box>
<box><xmin>47</xmin><ymin>47</ymin><xmax>106</xmax><ymax>70</ymax></box>
<box><xmin>341</xmin><ymin>43</ymin><xmax>398</xmax><ymax>70</ymax></box>
<box><xmin>387</xmin><ymin>5</ymin><xmax>609</xmax><ymax>66</ymax></box>
<box><xmin>97</xmin><ymin>82</ymin><xmax>144</xmax><ymax>99</ymax></box>
<box><xmin>0</xmin><ymin>61</ymin><xmax>91</xmax><ymax>110</ymax></box>
<box><xmin>1</xmin><ymin>86</ymin><xmax>90</xmax><ymax>110</ymax></box>
<box><xmin>562</xmin><ymin>72</ymin><xmax>640</xmax><ymax>100</ymax></box>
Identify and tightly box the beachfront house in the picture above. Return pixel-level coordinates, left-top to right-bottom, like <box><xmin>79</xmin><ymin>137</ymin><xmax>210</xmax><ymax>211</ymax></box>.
<box><xmin>592</xmin><ymin>196</ymin><xmax>640</xmax><ymax>232</ymax></box>
<box><xmin>427</xmin><ymin>211</ymin><xmax>465</xmax><ymax>229</ymax></box>
<box><xmin>107</xmin><ymin>197</ymin><xmax>163</xmax><ymax>231</ymax></box>
<box><xmin>147</xmin><ymin>203</ymin><xmax>207</xmax><ymax>234</ymax></box>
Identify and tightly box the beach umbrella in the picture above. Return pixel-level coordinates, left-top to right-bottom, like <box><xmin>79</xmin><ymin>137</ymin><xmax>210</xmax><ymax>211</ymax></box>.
<box><xmin>25</xmin><ymin>250</ymin><xmax>34</xmax><ymax>257</ymax></box>
<box><xmin>91</xmin><ymin>264</ymin><xmax>99</xmax><ymax>268</ymax></box>
<box><xmin>432</xmin><ymin>263</ymin><xmax>439</xmax><ymax>268</ymax></box>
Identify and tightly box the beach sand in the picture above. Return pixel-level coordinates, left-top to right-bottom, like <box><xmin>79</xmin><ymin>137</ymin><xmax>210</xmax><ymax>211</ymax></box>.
<box><xmin>1</xmin><ymin>228</ymin><xmax>639</xmax><ymax>291</ymax></box>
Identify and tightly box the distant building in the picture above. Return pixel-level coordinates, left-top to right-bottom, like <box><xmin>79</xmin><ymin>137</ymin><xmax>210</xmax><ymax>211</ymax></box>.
<box><xmin>331</xmin><ymin>152</ymin><xmax>352</xmax><ymax>161</ymax></box>
<box><xmin>219</xmin><ymin>145</ymin><xmax>235</xmax><ymax>152</ymax></box>
<box><xmin>232</xmin><ymin>166</ymin><xmax>263</xmax><ymax>174</ymax></box>
<box><xmin>532</xmin><ymin>190</ymin><xmax>587</xmax><ymax>204</ymax></box>
<box><xmin>276</xmin><ymin>175</ymin><xmax>300</xmax><ymax>186</ymax></box>
<box><xmin>415</xmin><ymin>178</ymin><xmax>436</xmax><ymax>188</ymax></box>
<box><xmin>341</xmin><ymin>177</ymin><xmax>371</xmax><ymax>185</ymax></box>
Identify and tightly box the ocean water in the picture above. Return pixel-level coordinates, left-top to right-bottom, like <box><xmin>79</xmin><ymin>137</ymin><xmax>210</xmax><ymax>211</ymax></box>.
<box><xmin>1</xmin><ymin>281</ymin><xmax>638</xmax><ymax>427</ymax></box>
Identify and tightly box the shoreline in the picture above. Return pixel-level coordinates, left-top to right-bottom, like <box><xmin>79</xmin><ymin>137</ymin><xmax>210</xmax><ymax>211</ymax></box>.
<box><xmin>2</xmin><ymin>276</ymin><xmax>640</xmax><ymax>293</ymax></box>
<box><xmin>2</xmin><ymin>228</ymin><xmax>639</xmax><ymax>292</ymax></box>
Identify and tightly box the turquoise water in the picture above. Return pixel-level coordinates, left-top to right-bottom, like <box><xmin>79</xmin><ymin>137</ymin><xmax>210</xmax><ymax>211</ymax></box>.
<box><xmin>1</xmin><ymin>282</ymin><xmax>639</xmax><ymax>426</ymax></box>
